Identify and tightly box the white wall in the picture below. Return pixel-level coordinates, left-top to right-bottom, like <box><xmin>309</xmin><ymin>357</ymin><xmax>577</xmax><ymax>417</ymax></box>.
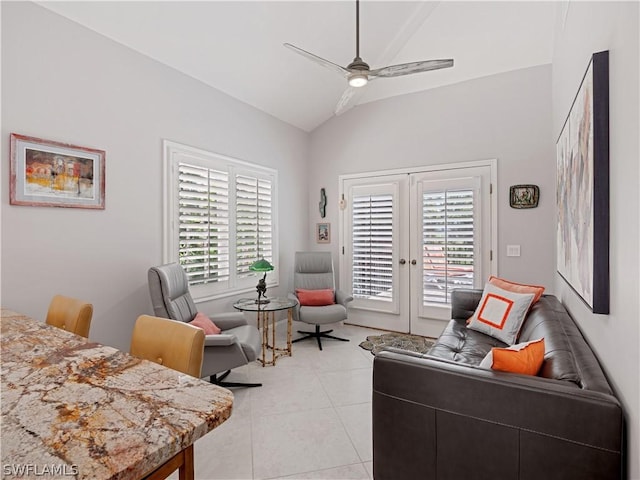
<box><xmin>309</xmin><ymin>65</ymin><xmax>556</xmax><ymax>291</ymax></box>
<box><xmin>551</xmin><ymin>2</ymin><xmax>640</xmax><ymax>478</ymax></box>
<box><xmin>0</xmin><ymin>2</ymin><xmax>309</xmax><ymax>351</ymax></box>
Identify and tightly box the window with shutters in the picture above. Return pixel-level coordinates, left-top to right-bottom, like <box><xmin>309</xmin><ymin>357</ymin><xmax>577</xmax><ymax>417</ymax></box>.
<box><xmin>422</xmin><ymin>188</ymin><xmax>475</xmax><ymax>305</ymax></box>
<box><xmin>177</xmin><ymin>163</ymin><xmax>230</xmax><ymax>286</ymax></box>
<box><xmin>164</xmin><ymin>141</ymin><xmax>278</xmax><ymax>301</ymax></box>
<box><xmin>235</xmin><ymin>175</ymin><xmax>273</xmax><ymax>279</ymax></box>
<box><xmin>352</xmin><ymin>193</ymin><xmax>394</xmax><ymax>302</ymax></box>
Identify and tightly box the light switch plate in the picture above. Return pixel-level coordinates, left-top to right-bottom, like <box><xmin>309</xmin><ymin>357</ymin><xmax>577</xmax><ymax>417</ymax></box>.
<box><xmin>507</xmin><ymin>245</ymin><xmax>521</xmax><ymax>257</ymax></box>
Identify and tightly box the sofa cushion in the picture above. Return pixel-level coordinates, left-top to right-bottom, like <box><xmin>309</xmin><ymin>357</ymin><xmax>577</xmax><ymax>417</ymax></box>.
<box><xmin>428</xmin><ymin>318</ymin><xmax>506</xmax><ymax>365</ymax></box>
<box><xmin>467</xmin><ymin>283</ymin><xmax>535</xmax><ymax>344</ymax></box>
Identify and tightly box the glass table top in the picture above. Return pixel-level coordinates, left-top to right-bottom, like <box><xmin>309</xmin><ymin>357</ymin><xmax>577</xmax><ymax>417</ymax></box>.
<box><xmin>233</xmin><ymin>297</ymin><xmax>298</xmax><ymax>312</ymax></box>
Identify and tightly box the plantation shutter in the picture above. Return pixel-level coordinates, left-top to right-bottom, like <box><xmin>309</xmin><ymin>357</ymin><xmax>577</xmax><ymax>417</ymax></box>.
<box><xmin>178</xmin><ymin>163</ymin><xmax>230</xmax><ymax>286</ymax></box>
<box><xmin>166</xmin><ymin>141</ymin><xmax>278</xmax><ymax>301</ymax></box>
<box><xmin>422</xmin><ymin>188</ymin><xmax>475</xmax><ymax>304</ymax></box>
<box><xmin>352</xmin><ymin>193</ymin><xmax>394</xmax><ymax>302</ymax></box>
<box><xmin>236</xmin><ymin>174</ymin><xmax>273</xmax><ymax>277</ymax></box>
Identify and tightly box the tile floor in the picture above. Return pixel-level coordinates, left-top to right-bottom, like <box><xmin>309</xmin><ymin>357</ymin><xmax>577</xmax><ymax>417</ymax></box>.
<box><xmin>178</xmin><ymin>320</ymin><xmax>384</xmax><ymax>480</ymax></box>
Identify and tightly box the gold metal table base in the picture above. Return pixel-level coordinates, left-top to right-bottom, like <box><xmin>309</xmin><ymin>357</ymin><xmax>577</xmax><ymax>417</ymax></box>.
<box><xmin>232</xmin><ymin>297</ymin><xmax>297</xmax><ymax>367</ymax></box>
<box><xmin>256</xmin><ymin>307</ymin><xmax>293</xmax><ymax>366</ymax></box>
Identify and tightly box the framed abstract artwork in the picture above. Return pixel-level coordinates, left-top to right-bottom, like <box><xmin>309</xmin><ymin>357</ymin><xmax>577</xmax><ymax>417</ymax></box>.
<box><xmin>556</xmin><ymin>51</ymin><xmax>609</xmax><ymax>314</ymax></box>
<box><xmin>10</xmin><ymin>133</ymin><xmax>106</xmax><ymax>209</ymax></box>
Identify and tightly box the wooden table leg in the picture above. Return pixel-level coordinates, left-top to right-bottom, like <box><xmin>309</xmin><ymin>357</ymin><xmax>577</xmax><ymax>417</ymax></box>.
<box><xmin>179</xmin><ymin>444</ymin><xmax>194</xmax><ymax>480</ymax></box>
<box><xmin>143</xmin><ymin>444</ymin><xmax>194</xmax><ymax>480</ymax></box>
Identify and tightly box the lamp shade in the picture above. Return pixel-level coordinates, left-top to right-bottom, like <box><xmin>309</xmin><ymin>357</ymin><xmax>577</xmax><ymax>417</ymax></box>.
<box><xmin>249</xmin><ymin>258</ymin><xmax>274</xmax><ymax>272</ymax></box>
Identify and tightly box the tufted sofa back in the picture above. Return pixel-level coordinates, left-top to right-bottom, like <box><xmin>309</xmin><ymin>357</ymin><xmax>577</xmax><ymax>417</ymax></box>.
<box><xmin>449</xmin><ymin>289</ymin><xmax>613</xmax><ymax>394</ymax></box>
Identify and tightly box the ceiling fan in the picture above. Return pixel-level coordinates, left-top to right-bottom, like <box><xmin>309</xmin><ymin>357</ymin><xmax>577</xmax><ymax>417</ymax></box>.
<box><xmin>284</xmin><ymin>0</ymin><xmax>454</xmax><ymax>113</ymax></box>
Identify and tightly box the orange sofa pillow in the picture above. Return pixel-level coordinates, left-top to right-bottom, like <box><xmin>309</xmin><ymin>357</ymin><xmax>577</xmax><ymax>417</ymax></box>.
<box><xmin>481</xmin><ymin>338</ymin><xmax>545</xmax><ymax>376</ymax></box>
<box><xmin>488</xmin><ymin>276</ymin><xmax>545</xmax><ymax>304</ymax></box>
<box><xmin>189</xmin><ymin>312</ymin><xmax>221</xmax><ymax>335</ymax></box>
<box><xmin>296</xmin><ymin>288</ymin><xmax>335</xmax><ymax>306</ymax></box>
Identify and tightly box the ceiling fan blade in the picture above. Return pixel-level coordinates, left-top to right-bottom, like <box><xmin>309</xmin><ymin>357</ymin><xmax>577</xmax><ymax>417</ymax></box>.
<box><xmin>375</xmin><ymin>2</ymin><xmax>440</xmax><ymax>69</ymax></box>
<box><xmin>284</xmin><ymin>43</ymin><xmax>349</xmax><ymax>77</ymax></box>
<box><xmin>370</xmin><ymin>59</ymin><xmax>454</xmax><ymax>78</ymax></box>
<box><xmin>334</xmin><ymin>87</ymin><xmax>358</xmax><ymax>116</ymax></box>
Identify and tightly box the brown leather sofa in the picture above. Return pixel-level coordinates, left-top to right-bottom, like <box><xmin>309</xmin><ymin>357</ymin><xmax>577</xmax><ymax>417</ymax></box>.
<box><xmin>373</xmin><ymin>289</ymin><xmax>624</xmax><ymax>480</ymax></box>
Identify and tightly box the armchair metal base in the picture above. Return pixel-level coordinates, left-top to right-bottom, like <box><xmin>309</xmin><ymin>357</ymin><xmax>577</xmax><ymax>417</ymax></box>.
<box><xmin>292</xmin><ymin>325</ymin><xmax>349</xmax><ymax>351</ymax></box>
<box><xmin>210</xmin><ymin>370</ymin><xmax>262</xmax><ymax>388</ymax></box>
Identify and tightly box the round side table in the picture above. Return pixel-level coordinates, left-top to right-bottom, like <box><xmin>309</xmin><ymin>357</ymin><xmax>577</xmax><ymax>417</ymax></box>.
<box><xmin>233</xmin><ymin>297</ymin><xmax>298</xmax><ymax>366</ymax></box>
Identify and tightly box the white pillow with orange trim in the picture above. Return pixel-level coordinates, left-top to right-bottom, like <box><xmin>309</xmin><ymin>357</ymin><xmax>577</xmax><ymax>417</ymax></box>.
<box><xmin>479</xmin><ymin>338</ymin><xmax>546</xmax><ymax>376</ymax></box>
<box><xmin>467</xmin><ymin>283</ymin><xmax>535</xmax><ymax>345</ymax></box>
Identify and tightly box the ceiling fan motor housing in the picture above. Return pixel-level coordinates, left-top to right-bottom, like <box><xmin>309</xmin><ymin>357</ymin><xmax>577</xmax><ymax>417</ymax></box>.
<box><xmin>347</xmin><ymin>57</ymin><xmax>370</xmax><ymax>72</ymax></box>
<box><xmin>347</xmin><ymin>57</ymin><xmax>370</xmax><ymax>87</ymax></box>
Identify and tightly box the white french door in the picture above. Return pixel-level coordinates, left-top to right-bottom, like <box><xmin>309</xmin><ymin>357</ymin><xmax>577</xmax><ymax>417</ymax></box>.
<box><xmin>344</xmin><ymin>174</ymin><xmax>410</xmax><ymax>333</ymax></box>
<box><xmin>340</xmin><ymin>161</ymin><xmax>496</xmax><ymax>337</ymax></box>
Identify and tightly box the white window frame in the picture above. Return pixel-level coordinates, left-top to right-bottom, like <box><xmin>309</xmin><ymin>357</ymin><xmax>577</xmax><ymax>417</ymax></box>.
<box><xmin>163</xmin><ymin>140</ymin><xmax>279</xmax><ymax>302</ymax></box>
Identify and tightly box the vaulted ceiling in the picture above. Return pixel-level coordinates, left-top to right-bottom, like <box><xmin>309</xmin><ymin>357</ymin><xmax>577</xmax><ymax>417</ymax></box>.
<box><xmin>39</xmin><ymin>1</ymin><xmax>557</xmax><ymax>132</ymax></box>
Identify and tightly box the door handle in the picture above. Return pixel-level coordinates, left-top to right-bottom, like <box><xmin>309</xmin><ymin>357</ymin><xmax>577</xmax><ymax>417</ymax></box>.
<box><xmin>399</xmin><ymin>259</ymin><xmax>406</xmax><ymax>265</ymax></box>
<box><xmin>411</xmin><ymin>259</ymin><xmax>417</xmax><ymax>265</ymax></box>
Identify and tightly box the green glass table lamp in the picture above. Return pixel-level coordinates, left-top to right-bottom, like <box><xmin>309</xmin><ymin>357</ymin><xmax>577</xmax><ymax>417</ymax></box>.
<box><xmin>249</xmin><ymin>258</ymin><xmax>274</xmax><ymax>304</ymax></box>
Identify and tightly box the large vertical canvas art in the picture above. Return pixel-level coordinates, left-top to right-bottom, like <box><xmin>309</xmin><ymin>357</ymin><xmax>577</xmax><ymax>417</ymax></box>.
<box><xmin>556</xmin><ymin>51</ymin><xmax>609</xmax><ymax>314</ymax></box>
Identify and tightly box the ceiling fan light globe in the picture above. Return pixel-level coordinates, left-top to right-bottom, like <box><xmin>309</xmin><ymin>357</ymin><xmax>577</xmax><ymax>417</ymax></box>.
<box><xmin>348</xmin><ymin>73</ymin><xmax>368</xmax><ymax>87</ymax></box>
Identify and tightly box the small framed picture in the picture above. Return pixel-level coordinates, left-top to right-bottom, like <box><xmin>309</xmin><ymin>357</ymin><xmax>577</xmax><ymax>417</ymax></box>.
<box><xmin>10</xmin><ymin>133</ymin><xmax>106</xmax><ymax>209</ymax></box>
<box><xmin>509</xmin><ymin>184</ymin><xmax>539</xmax><ymax>209</ymax></box>
<box><xmin>316</xmin><ymin>222</ymin><xmax>330</xmax><ymax>244</ymax></box>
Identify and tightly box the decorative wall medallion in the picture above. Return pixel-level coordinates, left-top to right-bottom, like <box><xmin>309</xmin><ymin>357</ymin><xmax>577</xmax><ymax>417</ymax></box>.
<box><xmin>509</xmin><ymin>184</ymin><xmax>539</xmax><ymax>209</ymax></box>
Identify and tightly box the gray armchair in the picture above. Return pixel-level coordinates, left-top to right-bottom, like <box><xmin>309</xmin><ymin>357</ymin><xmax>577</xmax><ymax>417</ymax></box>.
<box><xmin>148</xmin><ymin>263</ymin><xmax>261</xmax><ymax>388</ymax></box>
<box><xmin>289</xmin><ymin>251</ymin><xmax>353</xmax><ymax>350</ymax></box>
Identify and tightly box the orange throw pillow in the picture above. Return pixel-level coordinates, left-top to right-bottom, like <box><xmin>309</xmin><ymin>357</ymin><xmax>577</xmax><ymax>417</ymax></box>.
<box><xmin>488</xmin><ymin>276</ymin><xmax>545</xmax><ymax>304</ymax></box>
<box><xmin>189</xmin><ymin>312</ymin><xmax>221</xmax><ymax>335</ymax></box>
<box><xmin>295</xmin><ymin>288</ymin><xmax>335</xmax><ymax>306</ymax></box>
<box><xmin>480</xmin><ymin>338</ymin><xmax>545</xmax><ymax>376</ymax></box>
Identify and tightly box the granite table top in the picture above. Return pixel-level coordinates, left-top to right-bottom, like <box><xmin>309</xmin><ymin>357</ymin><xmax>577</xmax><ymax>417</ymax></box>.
<box><xmin>0</xmin><ymin>309</ymin><xmax>234</xmax><ymax>479</ymax></box>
